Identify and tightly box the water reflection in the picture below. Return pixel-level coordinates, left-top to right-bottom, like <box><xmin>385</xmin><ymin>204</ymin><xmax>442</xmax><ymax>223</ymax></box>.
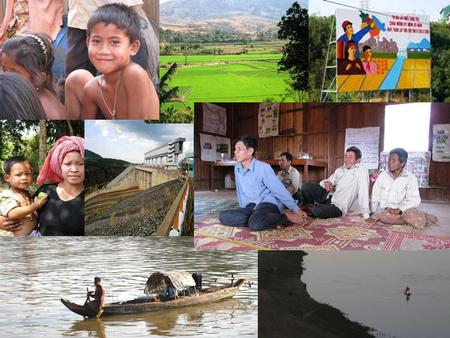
<box><xmin>303</xmin><ymin>251</ymin><xmax>450</xmax><ymax>338</ymax></box>
<box><xmin>0</xmin><ymin>237</ymin><xmax>257</xmax><ymax>338</ymax></box>
<box><xmin>66</xmin><ymin>299</ymin><xmax>240</xmax><ymax>338</ymax></box>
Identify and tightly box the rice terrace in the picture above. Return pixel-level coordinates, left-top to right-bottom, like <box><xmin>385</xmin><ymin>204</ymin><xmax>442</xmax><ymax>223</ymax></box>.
<box><xmin>160</xmin><ymin>43</ymin><xmax>290</xmax><ymax>106</ymax></box>
<box><xmin>159</xmin><ymin>0</ymin><xmax>304</xmax><ymax>116</ymax></box>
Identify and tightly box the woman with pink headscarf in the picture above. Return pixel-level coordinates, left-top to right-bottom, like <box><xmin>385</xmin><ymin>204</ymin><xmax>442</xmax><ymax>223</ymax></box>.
<box><xmin>34</xmin><ymin>135</ymin><xmax>84</xmax><ymax>235</ymax></box>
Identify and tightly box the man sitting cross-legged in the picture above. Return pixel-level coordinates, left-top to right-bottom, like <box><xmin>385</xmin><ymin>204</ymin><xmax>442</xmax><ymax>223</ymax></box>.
<box><xmin>219</xmin><ymin>136</ymin><xmax>308</xmax><ymax>231</ymax></box>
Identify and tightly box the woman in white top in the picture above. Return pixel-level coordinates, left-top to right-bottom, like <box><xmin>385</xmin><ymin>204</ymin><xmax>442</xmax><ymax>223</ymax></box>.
<box><xmin>372</xmin><ymin>148</ymin><xmax>437</xmax><ymax>229</ymax></box>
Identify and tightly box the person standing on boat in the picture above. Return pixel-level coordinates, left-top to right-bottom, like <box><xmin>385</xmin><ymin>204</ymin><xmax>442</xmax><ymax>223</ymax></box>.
<box><xmin>88</xmin><ymin>276</ymin><xmax>105</xmax><ymax>317</ymax></box>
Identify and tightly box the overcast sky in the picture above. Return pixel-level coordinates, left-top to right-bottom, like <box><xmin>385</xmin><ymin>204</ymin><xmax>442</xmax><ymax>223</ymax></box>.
<box><xmin>85</xmin><ymin>121</ymin><xmax>193</xmax><ymax>163</ymax></box>
<box><xmin>160</xmin><ymin>0</ymin><xmax>308</xmax><ymax>9</ymax></box>
<box><xmin>309</xmin><ymin>0</ymin><xmax>447</xmax><ymax>21</ymax></box>
<box><xmin>161</xmin><ymin>0</ymin><xmax>447</xmax><ymax>21</ymax></box>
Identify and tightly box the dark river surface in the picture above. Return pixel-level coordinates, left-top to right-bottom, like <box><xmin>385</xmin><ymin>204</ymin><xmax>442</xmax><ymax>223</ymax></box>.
<box><xmin>0</xmin><ymin>237</ymin><xmax>257</xmax><ymax>337</ymax></box>
<box><xmin>303</xmin><ymin>251</ymin><xmax>450</xmax><ymax>338</ymax></box>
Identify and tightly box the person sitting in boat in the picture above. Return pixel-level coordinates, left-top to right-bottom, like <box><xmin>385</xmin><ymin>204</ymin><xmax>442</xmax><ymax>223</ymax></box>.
<box><xmin>87</xmin><ymin>277</ymin><xmax>105</xmax><ymax>317</ymax></box>
<box><xmin>159</xmin><ymin>277</ymin><xmax>177</xmax><ymax>301</ymax></box>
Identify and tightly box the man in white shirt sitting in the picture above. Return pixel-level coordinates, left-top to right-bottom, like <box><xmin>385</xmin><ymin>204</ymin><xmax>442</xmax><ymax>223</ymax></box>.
<box><xmin>277</xmin><ymin>152</ymin><xmax>302</xmax><ymax>201</ymax></box>
<box><xmin>299</xmin><ymin>146</ymin><xmax>371</xmax><ymax>219</ymax></box>
<box><xmin>371</xmin><ymin>148</ymin><xmax>425</xmax><ymax>226</ymax></box>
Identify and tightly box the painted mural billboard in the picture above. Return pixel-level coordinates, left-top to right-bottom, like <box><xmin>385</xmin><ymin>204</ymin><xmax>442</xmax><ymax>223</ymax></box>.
<box><xmin>335</xmin><ymin>9</ymin><xmax>431</xmax><ymax>92</ymax></box>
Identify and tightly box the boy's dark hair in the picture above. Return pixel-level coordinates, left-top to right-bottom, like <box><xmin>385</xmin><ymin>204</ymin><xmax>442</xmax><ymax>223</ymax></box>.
<box><xmin>346</xmin><ymin>146</ymin><xmax>362</xmax><ymax>160</ymax></box>
<box><xmin>3</xmin><ymin>156</ymin><xmax>31</xmax><ymax>174</ymax></box>
<box><xmin>87</xmin><ymin>3</ymin><xmax>141</xmax><ymax>43</ymax></box>
<box><xmin>0</xmin><ymin>73</ymin><xmax>46</xmax><ymax>119</ymax></box>
<box><xmin>390</xmin><ymin>148</ymin><xmax>408</xmax><ymax>164</ymax></box>
<box><xmin>363</xmin><ymin>45</ymin><xmax>371</xmax><ymax>53</ymax></box>
<box><xmin>1</xmin><ymin>32</ymin><xmax>56</xmax><ymax>94</ymax></box>
<box><xmin>238</xmin><ymin>135</ymin><xmax>257</xmax><ymax>156</ymax></box>
<box><xmin>94</xmin><ymin>277</ymin><xmax>101</xmax><ymax>283</ymax></box>
<box><xmin>280</xmin><ymin>152</ymin><xmax>293</xmax><ymax>162</ymax></box>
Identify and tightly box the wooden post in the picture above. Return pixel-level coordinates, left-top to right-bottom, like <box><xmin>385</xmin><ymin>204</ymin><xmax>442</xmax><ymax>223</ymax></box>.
<box><xmin>143</xmin><ymin>0</ymin><xmax>159</xmax><ymax>27</ymax></box>
<box><xmin>0</xmin><ymin>0</ymin><xmax>5</xmax><ymax>22</ymax></box>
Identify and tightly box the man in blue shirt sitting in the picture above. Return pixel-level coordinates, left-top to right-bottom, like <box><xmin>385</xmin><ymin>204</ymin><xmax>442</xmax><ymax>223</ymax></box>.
<box><xmin>219</xmin><ymin>135</ymin><xmax>307</xmax><ymax>231</ymax></box>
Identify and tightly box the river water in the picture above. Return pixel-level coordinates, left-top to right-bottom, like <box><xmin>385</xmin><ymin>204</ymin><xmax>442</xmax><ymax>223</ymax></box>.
<box><xmin>0</xmin><ymin>237</ymin><xmax>257</xmax><ymax>338</ymax></box>
<box><xmin>303</xmin><ymin>251</ymin><xmax>450</xmax><ymax>338</ymax></box>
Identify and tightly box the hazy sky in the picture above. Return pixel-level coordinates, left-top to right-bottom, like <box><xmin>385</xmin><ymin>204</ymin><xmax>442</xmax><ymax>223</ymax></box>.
<box><xmin>85</xmin><ymin>121</ymin><xmax>193</xmax><ymax>163</ymax></box>
<box><xmin>160</xmin><ymin>0</ymin><xmax>308</xmax><ymax>8</ymax></box>
<box><xmin>309</xmin><ymin>0</ymin><xmax>448</xmax><ymax>21</ymax></box>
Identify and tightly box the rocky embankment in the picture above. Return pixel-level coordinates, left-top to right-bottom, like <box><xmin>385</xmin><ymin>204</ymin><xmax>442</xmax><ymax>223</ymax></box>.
<box><xmin>259</xmin><ymin>251</ymin><xmax>374</xmax><ymax>338</ymax></box>
<box><xmin>85</xmin><ymin>179</ymin><xmax>184</xmax><ymax>236</ymax></box>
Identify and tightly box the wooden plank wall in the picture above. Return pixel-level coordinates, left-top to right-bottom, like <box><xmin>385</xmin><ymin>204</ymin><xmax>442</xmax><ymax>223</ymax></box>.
<box><xmin>423</xmin><ymin>103</ymin><xmax>450</xmax><ymax>200</ymax></box>
<box><xmin>194</xmin><ymin>103</ymin><xmax>235</xmax><ymax>190</ymax></box>
<box><xmin>195</xmin><ymin>102</ymin><xmax>450</xmax><ymax>200</ymax></box>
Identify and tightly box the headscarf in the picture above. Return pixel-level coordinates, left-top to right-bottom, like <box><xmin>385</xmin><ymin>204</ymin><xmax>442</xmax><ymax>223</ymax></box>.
<box><xmin>37</xmin><ymin>136</ymin><xmax>84</xmax><ymax>184</ymax></box>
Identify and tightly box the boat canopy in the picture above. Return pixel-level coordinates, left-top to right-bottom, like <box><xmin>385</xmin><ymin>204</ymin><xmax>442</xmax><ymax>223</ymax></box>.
<box><xmin>144</xmin><ymin>271</ymin><xmax>196</xmax><ymax>295</ymax></box>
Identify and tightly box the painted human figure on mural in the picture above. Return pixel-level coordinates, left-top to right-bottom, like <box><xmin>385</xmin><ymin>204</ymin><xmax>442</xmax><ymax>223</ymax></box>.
<box><xmin>337</xmin><ymin>19</ymin><xmax>376</xmax><ymax>60</ymax></box>
<box><xmin>338</xmin><ymin>40</ymin><xmax>366</xmax><ymax>75</ymax></box>
<box><xmin>362</xmin><ymin>45</ymin><xmax>378</xmax><ymax>74</ymax></box>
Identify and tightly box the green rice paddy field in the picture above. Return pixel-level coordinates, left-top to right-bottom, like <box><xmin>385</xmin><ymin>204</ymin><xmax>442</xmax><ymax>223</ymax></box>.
<box><xmin>160</xmin><ymin>53</ymin><xmax>292</xmax><ymax>108</ymax></box>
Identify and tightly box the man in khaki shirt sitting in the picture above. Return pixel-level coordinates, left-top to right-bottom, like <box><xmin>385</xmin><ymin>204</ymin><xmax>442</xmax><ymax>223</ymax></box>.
<box><xmin>277</xmin><ymin>152</ymin><xmax>302</xmax><ymax>200</ymax></box>
<box><xmin>371</xmin><ymin>148</ymin><xmax>437</xmax><ymax>229</ymax></box>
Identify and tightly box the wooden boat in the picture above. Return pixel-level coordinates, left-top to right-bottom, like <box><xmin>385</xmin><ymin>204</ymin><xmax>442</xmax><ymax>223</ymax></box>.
<box><xmin>61</xmin><ymin>274</ymin><xmax>245</xmax><ymax>318</ymax></box>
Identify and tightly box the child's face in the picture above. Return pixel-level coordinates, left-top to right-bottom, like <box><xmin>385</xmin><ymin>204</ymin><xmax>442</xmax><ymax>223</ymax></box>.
<box><xmin>87</xmin><ymin>23</ymin><xmax>140</xmax><ymax>75</ymax></box>
<box><xmin>4</xmin><ymin>162</ymin><xmax>33</xmax><ymax>190</ymax></box>
<box><xmin>0</xmin><ymin>53</ymin><xmax>33</xmax><ymax>83</ymax></box>
<box><xmin>61</xmin><ymin>151</ymin><xmax>84</xmax><ymax>186</ymax></box>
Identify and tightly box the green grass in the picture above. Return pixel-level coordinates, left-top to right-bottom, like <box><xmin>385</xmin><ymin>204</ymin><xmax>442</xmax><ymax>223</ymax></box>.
<box><xmin>160</xmin><ymin>53</ymin><xmax>292</xmax><ymax>109</ymax></box>
<box><xmin>407</xmin><ymin>52</ymin><xmax>431</xmax><ymax>59</ymax></box>
<box><xmin>160</xmin><ymin>53</ymin><xmax>283</xmax><ymax>65</ymax></box>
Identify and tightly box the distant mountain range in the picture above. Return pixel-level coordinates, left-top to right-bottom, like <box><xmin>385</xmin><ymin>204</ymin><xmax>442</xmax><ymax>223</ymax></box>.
<box><xmin>85</xmin><ymin>149</ymin><xmax>131</xmax><ymax>189</ymax></box>
<box><xmin>407</xmin><ymin>38</ymin><xmax>431</xmax><ymax>50</ymax></box>
<box><xmin>85</xmin><ymin>149</ymin><xmax>102</xmax><ymax>159</ymax></box>
<box><xmin>160</xmin><ymin>0</ymin><xmax>298</xmax><ymax>34</ymax></box>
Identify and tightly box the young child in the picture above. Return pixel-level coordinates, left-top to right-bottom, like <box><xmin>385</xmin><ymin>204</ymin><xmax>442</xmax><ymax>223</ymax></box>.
<box><xmin>0</xmin><ymin>156</ymin><xmax>47</xmax><ymax>237</ymax></box>
<box><xmin>0</xmin><ymin>32</ymin><xmax>67</xmax><ymax>119</ymax></box>
<box><xmin>66</xmin><ymin>3</ymin><xmax>159</xmax><ymax>119</ymax></box>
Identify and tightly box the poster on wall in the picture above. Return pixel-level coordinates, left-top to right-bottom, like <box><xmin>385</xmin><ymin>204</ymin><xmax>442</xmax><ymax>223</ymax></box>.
<box><xmin>258</xmin><ymin>103</ymin><xmax>279</xmax><ymax>138</ymax></box>
<box><xmin>200</xmin><ymin>133</ymin><xmax>231</xmax><ymax>162</ymax></box>
<box><xmin>215</xmin><ymin>136</ymin><xmax>231</xmax><ymax>161</ymax></box>
<box><xmin>202</xmin><ymin>103</ymin><xmax>227</xmax><ymax>136</ymax></box>
<box><xmin>335</xmin><ymin>9</ymin><xmax>430</xmax><ymax>92</ymax></box>
<box><xmin>380</xmin><ymin>151</ymin><xmax>431</xmax><ymax>187</ymax></box>
<box><xmin>200</xmin><ymin>133</ymin><xmax>216</xmax><ymax>162</ymax></box>
<box><xmin>344</xmin><ymin>127</ymin><xmax>380</xmax><ymax>169</ymax></box>
<box><xmin>432</xmin><ymin>124</ymin><xmax>450</xmax><ymax>162</ymax></box>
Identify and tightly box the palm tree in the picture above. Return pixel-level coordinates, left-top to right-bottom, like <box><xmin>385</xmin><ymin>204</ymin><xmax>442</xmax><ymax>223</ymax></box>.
<box><xmin>159</xmin><ymin>63</ymin><xmax>181</xmax><ymax>104</ymax></box>
<box><xmin>157</xmin><ymin>63</ymin><xmax>193</xmax><ymax>123</ymax></box>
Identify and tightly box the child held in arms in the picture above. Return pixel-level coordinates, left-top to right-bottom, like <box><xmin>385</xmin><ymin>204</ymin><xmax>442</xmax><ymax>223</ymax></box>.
<box><xmin>0</xmin><ymin>156</ymin><xmax>48</xmax><ymax>236</ymax></box>
<box><xmin>65</xmin><ymin>3</ymin><xmax>159</xmax><ymax>119</ymax></box>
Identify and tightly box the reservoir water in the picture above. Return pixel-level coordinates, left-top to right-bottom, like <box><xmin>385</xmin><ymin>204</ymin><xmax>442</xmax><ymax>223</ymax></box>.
<box><xmin>303</xmin><ymin>251</ymin><xmax>450</xmax><ymax>338</ymax></box>
<box><xmin>0</xmin><ymin>237</ymin><xmax>257</xmax><ymax>338</ymax></box>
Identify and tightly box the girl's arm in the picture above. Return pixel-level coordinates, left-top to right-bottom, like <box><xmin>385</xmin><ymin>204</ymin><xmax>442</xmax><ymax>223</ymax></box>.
<box><xmin>0</xmin><ymin>0</ymin><xmax>14</xmax><ymax>43</ymax></box>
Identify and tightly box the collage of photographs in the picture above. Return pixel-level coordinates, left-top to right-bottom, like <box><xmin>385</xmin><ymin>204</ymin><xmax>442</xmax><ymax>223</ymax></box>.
<box><xmin>0</xmin><ymin>0</ymin><xmax>449</xmax><ymax>337</ymax></box>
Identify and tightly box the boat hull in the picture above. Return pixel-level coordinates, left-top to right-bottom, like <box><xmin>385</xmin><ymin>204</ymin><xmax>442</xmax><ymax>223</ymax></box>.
<box><xmin>61</xmin><ymin>279</ymin><xmax>245</xmax><ymax>318</ymax></box>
